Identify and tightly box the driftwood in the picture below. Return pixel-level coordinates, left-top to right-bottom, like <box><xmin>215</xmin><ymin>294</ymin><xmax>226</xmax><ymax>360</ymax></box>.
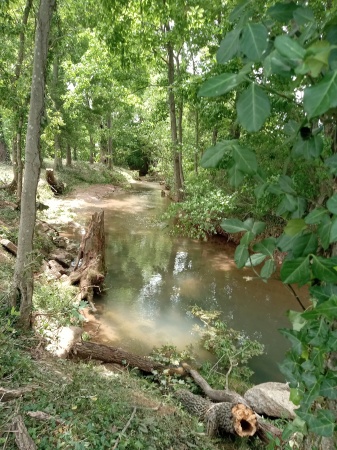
<box><xmin>45</xmin><ymin>168</ymin><xmax>65</xmax><ymax>195</ymax></box>
<box><xmin>181</xmin><ymin>364</ymin><xmax>283</xmax><ymax>444</ymax></box>
<box><xmin>71</xmin><ymin>341</ymin><xmax>165</xmax><ymax>373</ymax></box>
<box><xmin>69</xmin><ymin>210</ymin><xmax>105</xmax><ymax>311</ymax></box>
<box><xmin>11</xmin><ymin>415</ymin><xmax>36</xmax><ymax>450</ymax></box>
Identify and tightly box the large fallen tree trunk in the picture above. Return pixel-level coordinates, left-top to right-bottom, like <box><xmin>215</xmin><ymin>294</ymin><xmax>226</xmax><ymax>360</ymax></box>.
<box><xmin>69</xmin><ymin>210</ymin><xmax>105</xmax><ymax>311</ymax></box>
<box><xmin>71</xmin><ymin>341</ymin><xmax>165</xmax><ymax>373</ymax></box>
<box><xmin>174</xmin><ymin>389</ymin><xmax>257</xmax><ymax>438</ymax></box>
<box><xmin>181</xmin><ymin>364</ymin><xmax>283</xmax><ymax>444</ymax></box>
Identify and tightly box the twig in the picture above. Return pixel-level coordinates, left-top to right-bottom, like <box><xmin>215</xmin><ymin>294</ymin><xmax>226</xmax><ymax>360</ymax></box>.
<box><xmin>112</xmin><ymin>407</ymin><xmax>137</xmax><ymax>450</ymax></box>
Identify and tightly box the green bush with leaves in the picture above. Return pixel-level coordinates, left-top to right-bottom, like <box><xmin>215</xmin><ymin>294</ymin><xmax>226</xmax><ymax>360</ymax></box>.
<box><xmin>164</xmin><ymin>176</ymin><xmax>237</xmax><ymax>240</ymax></box>
<box><xmin>198</xmin><ymin>0</ymin><xmax>337</xmax><ymax>447</ymax></box>
<box><xmin>191</xmin><ymin>306</ymin><xmax>264</xmax><ymax>388</ymax></box>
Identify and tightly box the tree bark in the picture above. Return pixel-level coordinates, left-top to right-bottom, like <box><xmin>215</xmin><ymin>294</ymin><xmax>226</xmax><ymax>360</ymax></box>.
<box><xmin>107</xmin><ymin>113</ymin><xmax>113</xmax><ymax>169</ymax></box>
<box><xmin>11</xmin><ymin>415</ymin><xmax>37</xmax><ymax>450</ymax></box>
<box><xmin>11</xmin><ymin>0</ymin><xmax>56</xmax><ymax>328</ymax></box>
<box><xmin>72</xmin><ymin>341</ymin><xmax>165</xmax><ymax>373</ymax></box>
<box><xmin>69</xmin><ymin>210</ymin><xmax>106</xmax><ymax>310</ymax></box>
<box><xmin>66</xmin><ymin>143</ymin><xmax>72</xmax><ymax>166</ymax></box>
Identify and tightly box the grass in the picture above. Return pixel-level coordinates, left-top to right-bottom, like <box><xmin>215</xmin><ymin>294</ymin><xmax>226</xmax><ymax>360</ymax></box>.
<box><xmin>0</xmin><ymin>161</ymin><xmax>270</xmax><ymax>450</ymax></box>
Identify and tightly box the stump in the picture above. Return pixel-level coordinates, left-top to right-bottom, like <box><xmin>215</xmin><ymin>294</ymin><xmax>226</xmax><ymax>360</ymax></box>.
<box><xmin>45</xmin><ymin>168</ymin><xmax>65</xmax><ymax>195</ymax></box>
<box><xmin>69</xmin><ymin>210</ymin><xmax>105</xmax><ymax>310</ymax></box>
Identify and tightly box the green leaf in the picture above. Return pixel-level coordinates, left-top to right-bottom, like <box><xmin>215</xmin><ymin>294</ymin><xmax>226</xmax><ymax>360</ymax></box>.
<box><xmin>284</xmin><ymin>219</ymin><xmax>306</xmax><ymax>236</ymax></box>
<box><xmin>267</xmin><ymin>2</ymin><xmax>298</xmax><ymax>22</ymax></box>
<box><xmin>288</xmin><ymin>310</ymin><xmax>306</xmax><ymax>331</ymax></box>
<box><xmin>307</xmin><ymin>409</ymin><xmax>335</xmax><ymax>437</ymax></box>
<box><xmin>290</xmin><ymin>197</ymin><xmax>307</xmax><ymax>219</ymax></box>
<box><xmin>240</xmin><ymin>23</ymin><xmax>268</xmax><ymax>62</ymax></box>
<box><xmin>229</xmin><ymin>0</ymin><xmax>253</xmax><ymax>23</ymax></box>
<box><xmin>217</xmin><ymin>28</ymin><xmax>242</xmax><ymax>64</ymax></box>
<box><xmin>253</xmin><ymin>237</ymin><xmax>276</xmax><ymax>256</ymax></box>
<box><xmin>303</xmin><ymin>70</ymin><xmax>337</xmax><ymax>118</ymax></box>
<box><xmin>320</xmin><ymin>374</ymin><xmax>337</xmax><ymax>400</ymax></box>
<box><xmin>254</xmin><ymin>182</ymin><xmax>268</xmax><ymax>199</ymax></box>
<box><xmin>260</xmin><ymin>259</ymin><xmax>276</xmax><ymax>279</ymax></box>
<box><xmin>280</xmin><ymin>256</ymin><xmax>311</xmax><ymax>285</ymax></box>
<box><xmin>200</xmin><ymin>142</ymin><xmax>231</xmax><ymax>168</ymax></box>
<box><xmin>303</xmin><ymin>296</ymin><xmax>337</xmax><ymax>320</ymax></box>
<box><xmin>236</xmin><ymin>83</ymin><xmax>270</xmax><ymax>132</ymax></box>
<box><xmin>198</xmin><ymin>73</ymin><xmax>244</xmax><ymax>97</ymax></box>
<box><xmin>326</xmin><ymin>193</ymin><xmax>337</xmax><ymax>214</ymax></box>
<box><xmin>311</xmin><ymin>255</ymin><xmax>337</xmax><ymax>283</ymax></box>
<box><xmin>292</xmin><ymin>135</ymin><xmax>323</xmax><ymax>160</ymax></box>
<box><xmin>245</xmin><ymin>253</ymin><xmax>266</xmax><ymax>267</ymax></box>
<box><xmin>221</xmin><ymin>218</ymin><xmax>249</xmax><ymax>233</ymax></box>
<box><xmin>278</xmin><ymin>175</ymin><xmax>296</xmax><ymax>194</ymax></box>
<box><xmin>277</xmin><ymin>233</ymin><xmax>301</xmax><ymax>252</ymax></box>
<box><xmin>264</xmin><ymin>50</ymin><xmax>293</xmax><ymax>76</ymax></box>
<box><xmin>305</xmin><ymin>207</ymin><xmax>329</xmax><ymax>225</ymax></box>
<box><xmin>279</xmin><ymin>328</ymin><xmax>303</xmax><ymax>355</ymax></box>
<box><xmin>251</xmin><ymin>221</ymin><xmax>266</xmax><ymax>235</ymax></box>
<box><xmin>310</xmin><ymin>284</ymin><xmax>337</xmax><ymax>304</ymax></box>
<box><xmin>329</xmin><ymin>216</ymin><xmax>337</xmax><ymax>243</ymax></box>
<box><xmin>232</xmin><ymin>143</ymin><xmax>258</xmax><ymax>173</ymax></box>
<box><xmin>274</xmin><ymin>35</ymin><xmax>305</xmax><ymax>63</ymax></box>
<box><xmin>234</xmin><ymin>244</ymin><xmax>249</xmax><ymax>268</ymax></box>
<box><xmin>325</xmin><ymin>153</ymin><xmax>337</xmax><ymax>175</ymax></box>
<box><xmin>318</xmin><ymin>217</ymin><xmax>332</xmax><ymax>250</ymax></box>
<box><xmin>240</xmin><ymin>231</ymin><xmax>255</xmax><ymax>245</ymax></box>
<box><xmin>293</xmin><ymin>6</ymin><xmax>314</xmax><ymax>25</ymax></box>
<box><xmin>301</xmin><ymin>41</ymin><xmax>331</xmax><ymax>78</ymax></box>
<box><xmin>292</xmin><ymin>233</ymin><xmax>318</xmax><ymax>258</ymax></box>
<box><xmin>228</xmin><ymin>165</ymin><xmax>245</xmax><ymax>187</ymax></box>
<box><xmin>290</xmin><ymin>387</ymin><xmax>302</xmax><ymax>405</ymax></box>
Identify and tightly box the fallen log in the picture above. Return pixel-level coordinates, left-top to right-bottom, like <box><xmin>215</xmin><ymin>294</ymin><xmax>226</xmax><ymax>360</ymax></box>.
<box><xmin>0</xmin><ymin>386</ymin><xmax>35</xmax><ymax>402</ymax></box>
<box><xmin>11</xmin><ymin>415</ymin><xmax>36</xmax><ymax>450</ymax></box>
<box><xmin>174</xmin><ymin>389</ymin><xmax>257</xmax><ymax>438</ymax></box>
<box><xmin>45</xmin><ymin>168</ymin><xmax>65</xmax><ymax>195</ymax></box>
<box><xmin>0</xmin><ymin>238</ymin><xmax>17</xmax><ymax>256</ymax></box>
<box><xmin>182</xmin><ymin>364</ymin><xmax>283</xmax><ymax>444</ymax></box>
<box><xmin>71</xmin><ymin>341</ymin><xmax>165</xmax><ymax>373</ymax></box>
<box><xmin>69</xmin><ymin>210</ymin><xmax>105</xmax><ymax>311</ymax></box>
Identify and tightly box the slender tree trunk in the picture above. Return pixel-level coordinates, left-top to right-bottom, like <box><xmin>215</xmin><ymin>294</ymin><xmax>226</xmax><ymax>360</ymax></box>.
<box><xmin>11</xmin><ymin>0</ymin><xmax>55</xmax><ymax>329</ymax></box>
<box><xmin>195</xmin><ymin>108</ymin><xmax>199</xmax><ymax>175</ymax></box>
<box><xmin>16</xmin><ymin>116</ymin><xmax>23</xmax><ymax>199</ymax></box>
<box><xmin>73</xmin><ymin>146</ymin><xmax>77</xmax><ymax>161</ymax></box>
<box><xmin>107</xmin><ymin>113</ymin><xmax>113</xmax><ymax>170</ymax></box>
<box><xmin>212</xmin><ymin>127</ymin><xmax>218</xmax><ymax>146</ymax></box>
<box><xmin>89</xmin><ymin>135</ymin><xmax>95</xmax><ymax>164</ymax></box>
<box><xmin>167</xmin><ymin>40</ymin><xmax>184</xmax><ymax>202</ymax></box>
<box><xmin>53</xmin><ymin>134</ymin><xmax>62</xmax><ymax>170</ymax></box>
<box><xmin>0</xmin><ymin>115</ymin><xmax>9</xmax><ymax>163</ymax></box>
<box><xmin>66</xmin><ymin>143</ymin><xmax>72</xmax><ymax>167</ymax></box>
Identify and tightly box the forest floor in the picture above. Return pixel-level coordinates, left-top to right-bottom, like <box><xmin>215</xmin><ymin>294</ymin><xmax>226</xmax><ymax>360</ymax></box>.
<box><xmin>0</xmin><ymin>162</ymin><xmax>266</xmax><ymax>450</ymax></box>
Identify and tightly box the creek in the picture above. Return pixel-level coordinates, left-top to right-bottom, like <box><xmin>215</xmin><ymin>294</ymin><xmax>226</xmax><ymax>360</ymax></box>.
<box><xmin>71</xmin><ymin>180</ymin><xmax>307</xmax><ymax>384</ymax></box>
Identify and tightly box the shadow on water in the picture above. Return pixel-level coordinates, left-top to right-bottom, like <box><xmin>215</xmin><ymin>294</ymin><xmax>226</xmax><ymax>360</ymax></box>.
<box><xmin>72</xmin><ymin>181</ymin><xmax>308</xmax><ymax>383</ymax></box>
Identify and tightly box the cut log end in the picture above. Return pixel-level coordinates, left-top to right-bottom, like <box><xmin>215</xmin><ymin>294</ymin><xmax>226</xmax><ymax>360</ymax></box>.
<box><xmin>232</xmin><ymin>403</ymin><xmax>257</xmax><ymax>437</ymax></box>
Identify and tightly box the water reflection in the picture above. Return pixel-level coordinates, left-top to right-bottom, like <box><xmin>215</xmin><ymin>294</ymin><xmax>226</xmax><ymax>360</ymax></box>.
<box><xmin>82</xmin><ymin>181</ymin><xmax>307</xmax><ymax>383</ymax></box>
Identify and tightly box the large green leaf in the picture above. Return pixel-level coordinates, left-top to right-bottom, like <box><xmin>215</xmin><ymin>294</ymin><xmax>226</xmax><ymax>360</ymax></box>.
<box><xmin>298</xmin><ymin>41</ymin><xmax>331</xmax><ymax>78</ymax></box>
<box><xmin>198</xmin><ymin>73</ymin><xmax>244</xmax><ymax>98</ymax></box>
<box><xmin>245</xmin><ymin>253</ymin><xmax>266</xmax><ymax>267</ymax></box>
<box><xmin>306</xmin><ymin>409</ymin><xmax>336</xmax><ymax>437</ymax></box>
<box><xmin>280</xmin><ymin>256</ymin><xmax>311</xmax><ymax>285</ymax></box>
<box><xmin>221</xmin><ymin>218</ymin><xmax>249</xmax><ymax>233</ymax></box>
<box><xmin>303</xmin><ymin>296</ymin><xmax>337</xmax><ymax>320</ymax></box>
<box><xmin>264</xmin><ymin>50</ymin><xmax>293</xmax><ymax>77</ymax></box>
<box><xmin>292</xmin><ymin>135</ymin><xmax>323</xmax><ymax>160</ymax></box>
<box><xmin>303</xmin><ymin>70</ymin><xmax>337</xmax><ymax>118</ymax></box>
<box><xmin>240</xmin><ymin>231</ymin><xmax>255</xmax><ymax>245</ymax></box>
<box><xmin>274</xmin><ymin>35</ymin><xmax>305</xmax><ymax>63</ymax></box>
<box><xmin>305</xmin><ymin>207</ymin><xmax>329</xmax><ymax>225</ymax></box>
<box><xmin>311</xmin><ymin>255</ymin><xmax>337</xmax><ymax>283</ymax></box>
<box><xmin>329</xmin><ymin>216</ymin><xmax>337</xmax><ymax>243</ymax></box>
<box><xmin>217</xmin><ymin>28</ymin><xmax>242</xmax><ymax>64</ymax></box>
<box><xmin>253</xmin><ymin>237</ymin><xmax>276</xmax><ymax>256</ymax></box>
<box><xmin>260</xmin><ymin>259</ymin><xmax>276</xmax><ymax>279</ymax></box>
<box><xmin>251</xmin><ymin>221</ymin><xmax>266</xmax><ymax>235</ymax></box>
<box><xmin>290</xmin><ymin>197</ymin><xmax>307</xmax><ymax>219</ymax></box>
<box><xmin>326</xmin><ymin>193</ymin><xmax>337</xmax><ymax>214</ymax></box>
<box><xmin>234</xmin><ymin>244</ymin><xmax>249</xmax><ymax>268</ymax></box>
<box><xmin>236</xmin><ymin>83</ymin><xmax>270</xmax><ymax>132</ymax></box>
<box><xmin>284</xmin><ymin>219</ymin><xmax>306</xmax><ymax>236</ymax></box>
<box><xmin>229</xmin><ymin>0</ymin><xmax>253</xmax><ymax>23</ymax></box>
<box><xmin>267</xmin><ymin>2</ymin><xmax>298</xmax><ymax>22</ymax></box>
<box><xmin>293</xmin><ymin>6</ymin><xmax>314</xmax><ymax>26</ymax></box>
<box><xmin>318</xmin><ymin>217</ymin><xmax>332</xmax><ymax>250</ymax></box>
<box><xmin>292</xmin><ymin>233</ymin><xmax>318</xmax><ymax>258</ymax></box>
<box><xmin>231</xmin><ymin>143</ymin><xmax>258</xmax><ymax>174</ymax></box>
<box><xmin>325</xmin><ymin>153</ymin><xmax>337</xmax><ymax>175</ymax></box>
<box><xmin>240</xmin><ymin>23</ymin><xmax>268</xmax><ymax>62</ymax></box>
<box><xmin>200</xmin><ymin>141</ymin><xmax>231</xmax><ymax>168</ymax></box>
<box><xmin>228</xmin><ymin>165</ymin><xmax>245</xmax><ymax>187</ymax></box>
<box><xmin>320</xmin><ymin>374</ymin><xmax>337</xmax><ymax>399</ymax></box>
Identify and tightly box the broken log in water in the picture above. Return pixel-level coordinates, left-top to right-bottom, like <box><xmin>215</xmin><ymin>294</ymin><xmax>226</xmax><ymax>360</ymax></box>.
<box><xmin>69</xmin><ymin>210</ymin><xmax>105</xmax><ymax>311</ymax></box>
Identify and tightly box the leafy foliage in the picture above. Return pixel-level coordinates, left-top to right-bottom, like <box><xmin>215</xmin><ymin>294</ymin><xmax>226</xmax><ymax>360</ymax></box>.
<box><xmin>198</xmin><ymin>0</ymin><xmax>337</xmax><ymax>446</ymax></box>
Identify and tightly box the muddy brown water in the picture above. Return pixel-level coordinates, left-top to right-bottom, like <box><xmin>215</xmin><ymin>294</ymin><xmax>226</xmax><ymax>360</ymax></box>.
<box><xmin>68</xmin><ymin>180</ymin><xmax>307</xmax><ymax>384</ymax></box>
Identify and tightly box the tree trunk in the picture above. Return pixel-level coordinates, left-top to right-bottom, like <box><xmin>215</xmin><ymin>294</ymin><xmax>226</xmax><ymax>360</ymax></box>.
<box><xmin>73</xmin><ymin>146</ymin><xmax>77</xmax><ymax>161</ymax></box>
<box><xmin>66</xmin><ymin>143</ymin><xmax>72</xmax><ymax>167</ymax></box>
<box><xmin>72</xmin><ymin>341</ymin><xmax>165</xmax><ymax>373</ymax></box>
<box><xmin>69</xmin><ymin>210</ymin><xmax>106</xmax><ymax>310</ymax></box>
<box><xmin>11</xmin><ymin>0</ymin><xmax>55</xmax><ymax>329</ymax></box>
<box><xmin>194</xmin><ymin>107</ymin><xmax>199</xmax><ymax>175</ymax></box>
<box><xmin>167</xmin><ymin>39</ymin><xmax>184</xmax><ymax>202</ymax></box>
<box><xmin>0</xmin><ymin>115</ymin><xmax>9</xmax><ymax>164</ymax></box>
<box><xmin>107</xmin><ymin>113</ymin><xmax>113</xmax><ymax>169</ymax></box>
<box><xmin>89</xmin><ymin>135</ymin><xmax>95</xmax><ymax>164</ymax></box>
<box><xmin>45</xmin><ymin>168</ymin><xmax>65</xmax><ymax>195</ymax></box>
<box><xmin>212</xmin><ymin>127</ymin><xmax>218</xmax><ymax>146</ymax></box>
<box><xmin>16</xmin><ymin>115</ymin><xmax>23</xmax><ymax>199</ymax></box>
<box><xmin>53</xmin><ymin>133</ymin><xmax>62</xmax><ymax>170</ymax></box>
